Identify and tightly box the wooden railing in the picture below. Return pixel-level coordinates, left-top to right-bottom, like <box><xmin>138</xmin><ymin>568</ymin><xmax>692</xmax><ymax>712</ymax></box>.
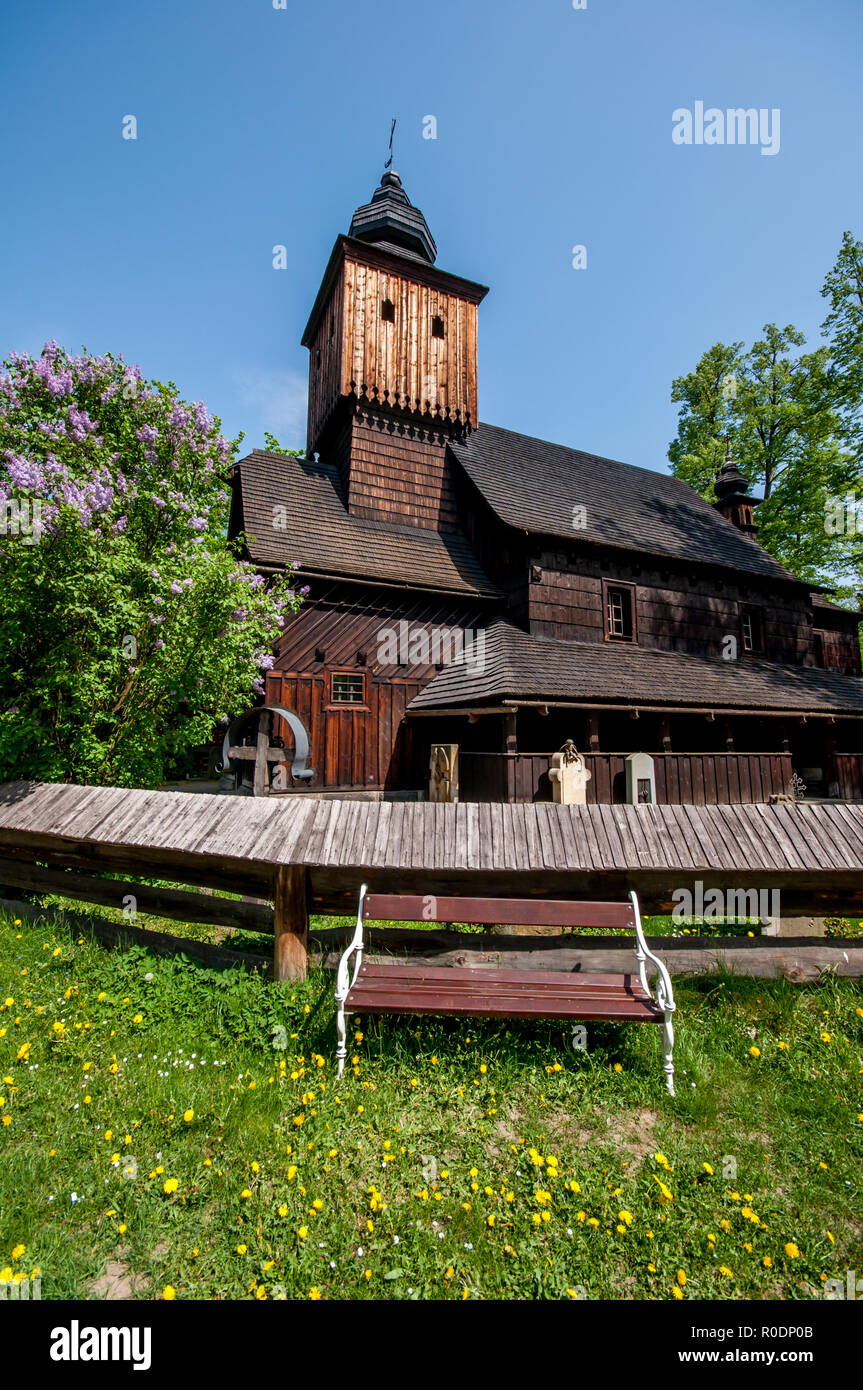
<box><xmin>459</xmin><ymin>751</ymin><xmax>797</xmax><ymax>806</ymax></box>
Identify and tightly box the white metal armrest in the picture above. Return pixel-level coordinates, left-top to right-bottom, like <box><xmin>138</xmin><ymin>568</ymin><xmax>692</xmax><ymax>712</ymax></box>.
<box><xmin>335</xmin><ymin>882</ymin><xmax>368</xmax><ymax>1005</ymax></box>
<box><xmin>630</xmin><ymin>890</ymin><xmax>676</xmax><ymax>1014</ymax></box>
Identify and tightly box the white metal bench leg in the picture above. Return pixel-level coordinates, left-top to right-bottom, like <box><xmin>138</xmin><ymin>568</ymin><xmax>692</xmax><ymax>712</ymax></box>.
<box><xmin>335</xmin><ymin>884</ymin><xmax>367</xmax><ymax>1080</ymax></box>
<box><xmin>662</xmin><ymin>1011</ymin><xmax>675</xmax><ymax>1097</ymax></box>
<box><xmin>629</xmin><ymin>892</ymin><xmax>678</xmax><ymax>1100</ymax></box>
<box><xmin>336</xmin><ymin>1005</ymin><xmax>347</xmax><ymax>1079</ymax></box>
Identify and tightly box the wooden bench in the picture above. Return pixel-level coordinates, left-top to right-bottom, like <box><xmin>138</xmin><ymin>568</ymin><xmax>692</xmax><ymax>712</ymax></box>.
<box><xmin>335</xmin><ymin>887</ymin><xmax>677</xmax><ymax>1095</ymax></box>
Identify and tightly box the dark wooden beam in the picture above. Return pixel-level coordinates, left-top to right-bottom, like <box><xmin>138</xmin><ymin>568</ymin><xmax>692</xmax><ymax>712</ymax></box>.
<box><xmin>0</xmin><ymin>838</ymin><xmax>274</xmax><ymax>897</ymax></box>
<box><xmin>0</xmin><ymin>858</ymin><xmax>274</xmax><ymax>933</ymax></box>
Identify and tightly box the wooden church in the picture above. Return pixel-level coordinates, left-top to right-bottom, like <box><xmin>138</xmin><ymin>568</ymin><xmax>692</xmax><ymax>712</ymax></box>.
<box><xmin>227</xmin><ymin>165</ymin><xmax>863</xmax><ymax>805</ymax></box>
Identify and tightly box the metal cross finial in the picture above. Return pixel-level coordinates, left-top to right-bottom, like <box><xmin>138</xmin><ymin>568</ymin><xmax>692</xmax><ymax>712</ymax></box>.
<box><xmin>384</xmin><ymin>117</ymin><xmax>396</xmax><ymax>171</ymax></box>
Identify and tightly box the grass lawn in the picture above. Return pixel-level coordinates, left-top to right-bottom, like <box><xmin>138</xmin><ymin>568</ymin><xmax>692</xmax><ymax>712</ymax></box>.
<box><xmin>1</xmin><ymin>906</ymin><xmax>861</xmax><ymax>1301</ymax></box>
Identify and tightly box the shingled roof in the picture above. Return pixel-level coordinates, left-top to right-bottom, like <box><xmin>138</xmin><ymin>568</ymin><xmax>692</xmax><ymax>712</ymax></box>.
<box><xmin>407</xmin><ymin>620</ymin><xmax>863</xmax><ymax>715</ymax></box>
<box><xmin>449</xmin><ymin>423</ymin><xmax>802</xmax><ymax>586</ymax></box>
<box><xmin>231</xmin><ymin>450</ymin><xmax>499</xmax><ymax>598</ymax></box>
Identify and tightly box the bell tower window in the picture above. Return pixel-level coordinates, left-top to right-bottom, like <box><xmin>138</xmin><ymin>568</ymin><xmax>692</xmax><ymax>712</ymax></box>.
<box><xmin>381</xmin><ymin>298</ymin><xmax>395</xmax><ymax>323</ymax></box>
<box><xmin>432</xmin><ymin>315</ymin><xmax>445</xmax><ymax>339</ymax></box>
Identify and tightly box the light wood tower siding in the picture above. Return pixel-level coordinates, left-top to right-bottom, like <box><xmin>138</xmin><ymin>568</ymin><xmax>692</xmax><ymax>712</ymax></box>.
<box><xmin>306</xmin><ymin>247</ymin><xmax>481</xmax><ymax>453</ymax></box>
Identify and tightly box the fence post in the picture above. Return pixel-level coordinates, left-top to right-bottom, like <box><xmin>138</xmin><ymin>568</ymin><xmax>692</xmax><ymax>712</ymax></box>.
<box><xmin>273</xmin><ymin>865</ymin><xmax>309</xmax><ymax>982</ymax></box>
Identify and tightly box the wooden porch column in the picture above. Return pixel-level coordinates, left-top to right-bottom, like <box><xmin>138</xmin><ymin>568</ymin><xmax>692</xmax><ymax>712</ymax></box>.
<box><xmin>722</xmin><ymin>718</ymin><xmax>735</xmax><ymax>752</ymax></box>
<box><xmin>658</xmin><ymin>714</ymin><xmax>672</xmax><ymax>753</ymax></box>
<box><xmin>503</xmin><ymin>710</ymin><xmax>518</xmax><ymax>801</ymax></box>
<box><xmin>502</xmin><ymin>710</ymin><xmax>518</xmax><ymax>753</ymax></box>
<box><xmin>825</xmin><ymin>728</ymin><xmax>839</xmax><ymax>800</ymax></box>
<box><xmin>273</xmin><ymin>864</ymin><xmax>309</xmax><ymax>981</ymax></box>
<box><xmin>586</xmin><ymin>711</ymin><xmax>600</xmax><ymax>754</ymax></box>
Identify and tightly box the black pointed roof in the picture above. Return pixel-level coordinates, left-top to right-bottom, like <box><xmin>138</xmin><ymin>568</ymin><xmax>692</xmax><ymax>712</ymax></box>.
<box><xmin>714</xmin><ymin>446</ymin><xmax>757</xmax><ymax>504</ymax></box>
<box><xmin>348</xmin><ymin>169</ymin><xmax>437</xmax><ymax>264</ymax></box>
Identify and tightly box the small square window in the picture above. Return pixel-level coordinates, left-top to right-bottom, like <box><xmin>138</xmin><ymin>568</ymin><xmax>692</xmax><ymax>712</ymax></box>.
<box><xmin>381</xmin><ymin>298</ymin><xmax>395</xmax><ymax>323</ymax></box>
<box><xmin>330</xmin><ymin>672</ymin><xmax>366</xmax><ymax>704</ymax></box>
<box><xmin>432</xmin><ymin>315</ymin><xmax>445</xmax><ymax>339</ymax></box>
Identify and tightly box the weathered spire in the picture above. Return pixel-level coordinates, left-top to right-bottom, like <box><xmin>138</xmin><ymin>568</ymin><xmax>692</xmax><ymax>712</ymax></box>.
<box><xmin>348</xmin><ymin>167</ymin><xmax>437</xmax><ymax>265</ymax></box>
<box><xmin>713</xmin><ymin>441</ymin><xmax>758</xmax><ymax>536</ymax></box>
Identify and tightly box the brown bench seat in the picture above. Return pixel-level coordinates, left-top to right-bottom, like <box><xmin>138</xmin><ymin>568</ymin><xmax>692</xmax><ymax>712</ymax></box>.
<box><xmin>346</xmin><ymin>961</ymin><xmax>664</xmax><ymax>1023</ymax></box>
<box><xmin>334</xmin><ymin>886</ymin><xmax>677</xmax><ymax>1094</ymax></box>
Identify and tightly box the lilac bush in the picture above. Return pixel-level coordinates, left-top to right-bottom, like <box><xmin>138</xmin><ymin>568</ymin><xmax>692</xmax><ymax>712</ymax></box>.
<box><xmin>0</xmin><ymin>342</ymin><xmax>301</xmax><ymax>786</ymax></box>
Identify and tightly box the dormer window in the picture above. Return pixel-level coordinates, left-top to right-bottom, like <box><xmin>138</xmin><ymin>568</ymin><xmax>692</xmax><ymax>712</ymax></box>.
<box><xmin>381</xmin><ymin>298</ymin><xmax>395</xmax><ymax>323</ymax></box>
<box><xmin>432</xmin><ymin>315</ymin><xmax>445</xmax><ymax>339</ymax></box>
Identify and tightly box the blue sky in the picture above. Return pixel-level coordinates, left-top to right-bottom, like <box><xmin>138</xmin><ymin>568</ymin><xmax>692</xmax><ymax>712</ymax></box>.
<box><xmin>1</xmin><ymin>0</ymin><xmax>861</xmax><ymax>473</ymax></box>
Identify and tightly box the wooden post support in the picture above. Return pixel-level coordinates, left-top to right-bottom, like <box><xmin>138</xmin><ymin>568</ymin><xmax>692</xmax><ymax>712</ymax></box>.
<box><xmin>658</xmin><ymin>713</ymin><xmax>672</xmax><ymax>753</ymax></box>
<box><xmin>503</xmin><ymin>711</ymin><xmax>518</xmax><ymax>802</ymax></box>
<box><xmin>273</xmin><ymin>865</ymin><xmax>309</xmax><ymax>981</ymax></box>
<box><xmin>586</xmin><ymin>711</ymin><xmax>600</xmax><ymax>754</ymax></box>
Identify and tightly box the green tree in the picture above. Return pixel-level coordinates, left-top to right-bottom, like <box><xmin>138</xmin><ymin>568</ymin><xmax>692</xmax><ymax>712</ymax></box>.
<box><xmin>0</xmin><ymin>342</ymin><xmax>302</xmax><ymax>787</ymax></box>
<box><xmin>668</xmin><ymin>322</ymin><xmax>857</xmax><ymax>587</ymax></box>
<box><xmin>821</xmin><ymin>230</ymin><xmax>863</xmax><ymax>459</ymax></box>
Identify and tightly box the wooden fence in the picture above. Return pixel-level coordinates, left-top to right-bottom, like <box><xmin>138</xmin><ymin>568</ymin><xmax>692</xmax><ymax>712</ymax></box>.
<box><xmin>459</xmin><ymin>751</ymin><xmax>796</xmax><ymax>805</ymax></box>
<box><xmin>4</xmin><ymin>782</ymin><xmax>863</xmax><ymax>981</ymax></box>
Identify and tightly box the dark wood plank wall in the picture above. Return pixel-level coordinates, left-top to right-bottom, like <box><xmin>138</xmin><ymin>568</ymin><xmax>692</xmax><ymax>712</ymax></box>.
<box><xmin>339</xmin><ymin>408</ymin><xmax>460</xmax><ymax>531</ymax></box>
<box><xmin>267</xmin><ymin>584</ymin><xmax>485</xmax><ymax>790</ymax></box>
<box><xmin>816</xmin><ymin>627</ymin><xmax>862</xmax><ymax>676</ymax></box>
<box><xmin>831</xmin><ymin>754</ymin><xmax>863</xmax><ymax>801</ymax></box>
<box><xmin>529</xmin><ymin>550</ymin><xmax>818</xmax><ymax>666</ymax></box>
<box><xmin>267</xmin><ymin>671</ymin><xmax>422</xmax><ymax>790</ymax></box>
<box><xmin>459</xmin><ymin>751</ymin><xmax>795</xmax><ymax>806</ymax></box>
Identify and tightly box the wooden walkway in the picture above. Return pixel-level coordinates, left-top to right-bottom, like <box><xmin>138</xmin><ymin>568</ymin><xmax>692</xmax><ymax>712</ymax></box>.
<box><xmin>2</xmin><ymin>781</ymin><xmax>863</xmax><ymax>978</ymax></box>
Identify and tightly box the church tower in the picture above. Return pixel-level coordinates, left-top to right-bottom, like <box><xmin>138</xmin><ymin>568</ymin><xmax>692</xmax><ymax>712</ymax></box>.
<box><xmin>301</xmin><ymin>167</ymin><xmax>488</xmax><ymax>532</ymax></box>
<box><xmin>713</xmin><ymin>445</ymin><xmax>759</xmax><ymax>537</ymax></box>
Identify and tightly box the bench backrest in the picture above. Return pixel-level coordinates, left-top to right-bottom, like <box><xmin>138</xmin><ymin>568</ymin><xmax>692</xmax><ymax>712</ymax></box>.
<box><xmin>362</xmin><ymin>893</ymin><xmax>635</xmax><ymax>932</ymax></box>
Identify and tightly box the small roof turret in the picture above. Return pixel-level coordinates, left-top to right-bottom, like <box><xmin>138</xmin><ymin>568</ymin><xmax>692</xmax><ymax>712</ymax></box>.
<box><xmin>348</xmin><ymin>169</ymin><xmax>437</xmax><ymax>264</ymax></box>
